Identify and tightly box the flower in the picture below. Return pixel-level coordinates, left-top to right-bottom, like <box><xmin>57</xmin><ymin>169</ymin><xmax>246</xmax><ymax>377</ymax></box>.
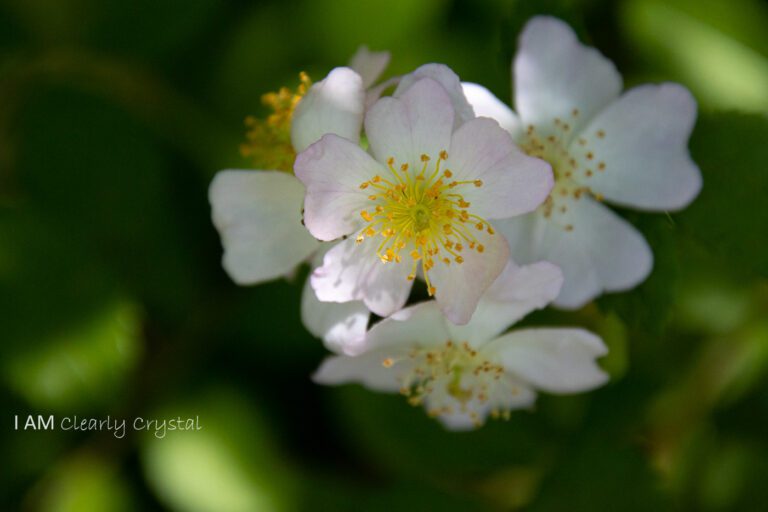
<box><xmin>209</xmin><ymin>49</ymin><xmax>390</xmax><ymax>348</ymax></box>
<box><xmin>210</xmin><ymin>47</ymin><xmax>392</xmax><ymax>286</ymax></box>
<box><xmin>314</xmin><ymin>261</ymin><xmax>609</xmax><ymax>430</ymax></box>
<box><xmin>296</xmin><ymin>74</ymin><xmax>553</xmax><ymax>324</ymax></box>
<box><xmin>462</xmin><ymin>16</ymin><xmax>702</xmax><ymax>308</ymax></box>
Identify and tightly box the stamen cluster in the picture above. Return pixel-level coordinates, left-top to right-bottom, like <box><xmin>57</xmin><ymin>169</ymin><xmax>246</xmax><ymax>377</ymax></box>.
<box><xmin>356</xmin><ymin>150</ymin><xmax>494</xmax><ymax>295</ymax></box>
<box><xmin>385</xmin><ymin>340</ymin><xmax>520</xmax><ymax>427</ymax></box>
<box><xmin>240</xmin><ymin>72</ymin><xmax>312</xmax><ymax>172</ymax></box>
<box><xmin>519</xmin><ymin>109</ymin><xmax>609</xmax><ymax>231</ymax></box>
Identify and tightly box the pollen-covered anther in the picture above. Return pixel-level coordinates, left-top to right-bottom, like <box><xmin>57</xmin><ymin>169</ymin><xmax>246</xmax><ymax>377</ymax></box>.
<box><xmin>239</xmin><ymin>72</ymin><xmax>311</xmax><ymax>171</ymax></box>
<box><xmin>386</xmin><ymin>339</ymin><xmax>512</xmax><ymax>424</ymax></box>
<box><xmin>353</xmin><ymin>152</ymin><xmax>495</xmax><ymax>292</ymax></box>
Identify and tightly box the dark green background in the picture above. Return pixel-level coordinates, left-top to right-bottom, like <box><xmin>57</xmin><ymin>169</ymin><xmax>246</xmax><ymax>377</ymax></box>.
<box><xmin>1</xmin><ymin>0</ymin><xmax>767</xmax><ymax>510</ymax></box>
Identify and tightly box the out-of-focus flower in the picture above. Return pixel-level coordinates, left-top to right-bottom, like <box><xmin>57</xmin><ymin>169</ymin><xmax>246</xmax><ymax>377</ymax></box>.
<box><xmin>296</xmin><ymin>74</ymin><xmax>552</xmax><ymax>324</ymax></box>
<box><xmin>314</xmin><ymin>261</ymin><xmax>608</xmax><ymax>430</ymax></box>
<box><xmin>463</xmin><ymin>16</ymin><xmax>702</xmax><ymax>308</ymax></box>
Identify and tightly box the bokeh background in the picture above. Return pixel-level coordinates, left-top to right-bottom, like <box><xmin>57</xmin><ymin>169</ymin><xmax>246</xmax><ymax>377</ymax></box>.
<box><xmin>2</xmin><ymin>0</ymin><xmax>768</xmax><ymax>510</ymax></box>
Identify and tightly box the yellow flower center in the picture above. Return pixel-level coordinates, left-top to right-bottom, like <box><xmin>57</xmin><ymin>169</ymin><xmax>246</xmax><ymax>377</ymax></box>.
<box><xmin>519</xmin><ymin>109</ymin><xmax>609</xmax><ymax>232</ymax></box>
<box><xmin>382</xmin><ymin>340</ymin><xmax>522</xmax><ymax>427</ymax></box>
<box><xmin>355</xmin><ymin>150</ymin><xmax>494</xmax><ymax>295</ymax></box>
<box><xmin>240</xmin><ymin>72</ymin><xmax>312</xmax><ymax>172</ymax></box>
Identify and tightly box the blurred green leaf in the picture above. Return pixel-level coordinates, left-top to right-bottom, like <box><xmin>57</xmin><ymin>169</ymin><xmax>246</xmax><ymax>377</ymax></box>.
<box><xmin>141</xmin><ymin>387</ymin><xmax>296</xmax><ymax>512</ymax></box>
<box><xmin>527</xmin><ymin>428</ymin><xmax>669</xmax><ymax>511</ymax></box>
<box><xmin>329</xmin><ymin>385</ymin><xmax>554</xmax><ymax>478</ymax></box>
<box><xmin>17</xmin><ymin>85</ymin><xmax>206</xmax><ymax>319</ymax></box>
<box><xmin>0</xmin><ymin>207</ymin><xmax>118</xmax><ymax>354</ymax></box>
<box><xmin>3</xmin><ymin>300</ymin><xmax>142</xmax><ymax>412</ymax></box>
<box><xmin>88</xmin><ymin>0</ymin><xmax>224</xmax><ymax>61</ymax></box>
<box><xmin>304</xmin><ymin>0</ymin><xmax>447</xmax><ymax>62</ymax></box>
<box><xmin>27</xmin><ymin>454</ymin><xmax>136</xmax><ymax>512</ymax></box>
<box><xmin>622</xmin><ymin>0</ymin><xmax>768</xmax><ymax>112</ymax></box>
<box><xmin>679</xmin><ymin>113</ymin><xmax>768</xmax><ymax>278</ymax></box>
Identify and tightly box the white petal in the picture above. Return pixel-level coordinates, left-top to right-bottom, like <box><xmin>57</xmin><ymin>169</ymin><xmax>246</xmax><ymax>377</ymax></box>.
<box><xmin>294</xmin><ymin>134</ymin><xmax>385</xmax><ymax>241</ymax></box>
<box><xmin>514</xmin><ymin>16</ymin><xmax>622</xmax><ymax>135</ymax></box>
<box><xmin>363</xmin><ymin>300</ymin><xmax>452</xmax><ymax>351</ymax></box>
<box><xmin>310</xmin><ymin>237</ymin><xmax>413</xmax><ymax>318</ymax></box>
<box><xmin>313</xmin><ymin>301</ymin><xmax>452</xmax><ymax>388</ymax></box>
<box><xmin>446</xmin><ymin>117</ymin><xmax>553</xmax><ymax>219</ymax></box>
<box><xmin>446</xmin><ymin>261</ymin><xmax>563</xmax><ymax>345</ymax></box>
<box><xmin>488</xmin><ymin>328</ymin><xmax>608</xmax><ymax>393</ymax></box>
<box><xmin>461</xmin><ymin>82</ymin><xmax>523</xmax><ymax>139</ymax></box>
<box><xmin>366</xmin><ymin>77</ymin><xmax>454</xmax><ymax>167</ymax></box>
<box><xmin>429</xmin><ymin>227</ymin><xmax>510</xmax><ymax>325</ymax></box>
<box><xmin>301</xmin><ymin>274</ymin><xmax>370</xmax><ymax>355</ymax></box>
<box><xmin>348</xmin><ymin>46</ymin><xmax>390</xmax><ymax>89</ymax></box>
<box><xmin>394</xmin><ymin>63</ymin><xmax>475</xmax><ymax>126</ymax></box>
<box><xmin>571</xmin><ymin>83</ymin><xmax>701</xmax><ymax>211</ymax></box>
<box><xmin>364</xmin><ymin>76</ymin><xmax>400</xmax><ymax>109</ymax></box>
<box><xmin>209</xmin><ymin>170</ymin><xmax>319</xmax><ymax>285</ymax></box>
<box><xmin>313</xmin><ymin>351</ymin><xmax>405</xmax><ymax>392</ymax></box>
<box><xmin>291</xmin><ymin>67</ymin><xmax>365</xmax><ymax>153</ymax></box>
<box><xmin>496</xmin><ymin>197</ymin><xmax>653</xmax><ymax>308</ymax></box>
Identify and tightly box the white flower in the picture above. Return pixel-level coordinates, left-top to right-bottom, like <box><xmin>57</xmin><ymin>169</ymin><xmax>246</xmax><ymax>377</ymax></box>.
<box><xmin>209</xmin><ymin>50</ymin><xmax>391</xmax><ymax>348</ymax></box>
<box><xmin>462</xmin><ymin>16</ymin><xmax>702</xmax><ymax>308</ymax></box>
<box><xmin>314</xmin><ymin>261</ymin><xmax>608</xmax><ymax>430</ymax></box>
<box><xmin>296</xmin><ymin>74</ymin><xmax>553</xmax><ymax>324</ymax></box>
<box><xmin>209</xmin><ymin>66</ymin><xmax>366</xmax><ymax>284</ymax></box>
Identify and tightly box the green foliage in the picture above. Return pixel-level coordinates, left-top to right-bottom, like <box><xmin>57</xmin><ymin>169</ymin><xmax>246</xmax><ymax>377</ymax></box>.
<box><xmin>680</xmin><ymin>113</ymin><xmax>768</xmax><ymax>278</ymax></box>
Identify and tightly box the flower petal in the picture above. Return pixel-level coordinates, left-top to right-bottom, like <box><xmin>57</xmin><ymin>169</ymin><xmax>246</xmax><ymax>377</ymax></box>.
<box><xmin>295</xmin><ymin>134</ymin><xmax>386</xmax><ymax>241</ymax></box>
<box><xmin>446</xmin><ymin>117</ymin><xmax>553</xmax><ymax>219</ymax></box>
<box><xmin>496</xmin><ymin>197</ymin><xmax>653</xmax><ymax>308</ymax></box>
<box><xmin>349</xmin><ymin>46</ymin><xmax>390</xmax><ymax>89</ymax></box>
<box><xmin>488</xmin><ymin>328</ymin><xmax>608</xmax><ymax>393</ymax></box>
<box><xmin>301</xmin><ymin>273</ymin><xmax>370</xmax><ymax>355</ymax></box>
<box><xmin>313</xmin><ymin>301</ymin><xmax>453</xmax><ymax>388</ymax></box>
<box><xmin>461</xmin><ymin>82</ymin><xmax>523</xmax><ymax>139</ymax></box>
<box><xmin>363</xmin><ymin>300</ymin><xmax>452</xmax><ymax>352</ymax></box>
<box><xmin>313</xmin><ymin>350</ymin><xmax>405</xmax><ymax>392</ymax></box>
<box><xmin>394</xmin><ymin>63</ymin><xmax>475</xmax><ymax>126</ymax></box>
<box><xmin>514</xmin><ymin>16</ymin><xmax>621</xmax><ymax>135</ymax></box>
<box><xmin>571</xmin><ymin>83</ymin><xmax>702</xmax><ymax>211</ymax></box>
<box><xmin>446</xmin><ymin>261</ymin><xmax>563</xmax><ymax>345</ymax></box>
<box><xmin>310</xmin><ymin>237</ymin><xmax>413</xmax><ymax>317</ymax></box>
<box><xmin>429</xmin><ymin>226</ymin><xmax>510</xmax><ymax>325</ymax></box>
<box><xmin>291</xmin><ymin>67</ymin><xmax>365</xmax><ymax>153</ymax></box>
<box><xmin>365</xmin><ymin>77</ymin><xmax>454</xmax><ymax>167</ymax></box>
<box><xmin>209</xmin><ymin>170</ymin><xmax>319</xmax><ymax>284</ymax></box>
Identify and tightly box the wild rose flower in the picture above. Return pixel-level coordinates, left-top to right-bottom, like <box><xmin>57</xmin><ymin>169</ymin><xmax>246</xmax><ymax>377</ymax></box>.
<box><xmin>210</xmin><ymin>65</ymin><xmax>369</xmax><ymax>285</ymax></box>
<box><xmin>314</xmin><ymin>261</ymin><xmax>608</xmax><ymax>430</ymax></box>
<box><xmin>209</xmin><ymin>50</ymin><xmax>390</xmax><ymax>348</ymax></box>
<box><xmin>295</xmin><ymin>76</ymin><xmax>553</xmax><ymax>324</ymax></box>
<box><xmin>463</xmin><ymin>17</ymin><xmax>702</xmax><ymax>308</ymax></box>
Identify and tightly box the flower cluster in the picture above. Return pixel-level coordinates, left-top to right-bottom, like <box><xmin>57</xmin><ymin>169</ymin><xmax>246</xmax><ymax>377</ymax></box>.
<box><xmin>209</xmin><ymin>18</ymin><xmax>701</xmax><ymax>429</ymax></box>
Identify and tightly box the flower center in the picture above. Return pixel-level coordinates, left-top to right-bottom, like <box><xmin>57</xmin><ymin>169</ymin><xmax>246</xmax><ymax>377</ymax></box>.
<box><xmin>519</xmin><ymin>109</ymin><xmax>609</xmax><ymax>232</ymax></box>
<box><xmin>356</xmin><ymin>150</ymin><xmax>494</xmax><ymax>295</ymax></box>
<box><xmin>382</xmin><ymin>340</ymin><xmax>521</xmax><ymax>427</ymax></box>
<box><xmin>240</xmin><ymin>72</ymin><xmax>312</xmax><ymax>172</ymax></box>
